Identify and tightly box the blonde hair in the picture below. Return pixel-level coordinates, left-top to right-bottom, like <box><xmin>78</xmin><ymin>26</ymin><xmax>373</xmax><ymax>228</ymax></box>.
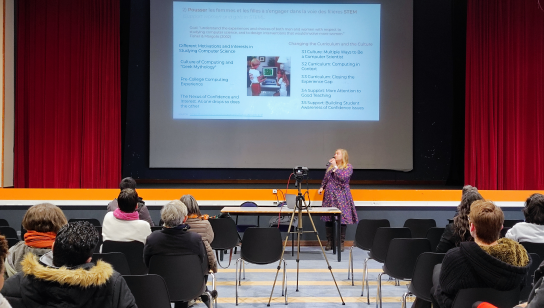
<box><xmin>22</xmin><ymin>203</ymin><xmax>68</xmax><ymax>233</ymax></box>
<box><xmin>250</xmin><ymin>58</ymin><xmax>260</xmax><ymax>67</ymax></box>
<box><xmin>328</xmin><ymin>148</ymin><xmax>349</xmax><ymax>170</ymax></box>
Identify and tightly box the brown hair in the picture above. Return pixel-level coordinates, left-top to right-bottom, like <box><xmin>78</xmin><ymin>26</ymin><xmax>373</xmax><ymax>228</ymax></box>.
<box><xmin>0</xmin><ymin>235</ymin><xmax>8</xmax><ymax>270</ymax></box>
<box><xmin>22</xmin><ymin>203</ymin><xmax>68</xmax><ymax>233</ymax></box>
<box><xmin>453</xmin><ymin>187</ymin><xmax>484</xmax><ymax>244</ymax></box>
<box><xmin>523</xmin><ymin>193</ymin><xmax>544</xmax><ymax>225</ymax></box>
<box><xmin>180</xmin><ymin>194</ymin><xmax>201</xmax><ymax>216</ymax></box>
<box><xmin>470</xmin><ymin>200</ymin><xmax>504</xmax><ymax>244</ymax></box>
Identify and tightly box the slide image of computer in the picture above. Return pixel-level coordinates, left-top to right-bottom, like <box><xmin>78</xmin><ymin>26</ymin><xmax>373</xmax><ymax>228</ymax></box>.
<box><xmin>247</xmin><ymin>56</ymin><xmax>290</xmax><ymax>97</ymax></box>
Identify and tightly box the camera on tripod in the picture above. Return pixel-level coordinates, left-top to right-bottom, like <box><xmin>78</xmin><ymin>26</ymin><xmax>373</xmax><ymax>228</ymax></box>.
<box><xmin>293</xmin><ymin>166</ymin><xmax>309</xmax><ymax>179</ymax></box>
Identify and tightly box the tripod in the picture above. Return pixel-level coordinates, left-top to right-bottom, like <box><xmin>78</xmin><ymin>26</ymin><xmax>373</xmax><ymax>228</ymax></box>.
<box><xmin>267</xmin><ymin>176</ymin><xmax>345</xmax><ymax>306</ymax></box>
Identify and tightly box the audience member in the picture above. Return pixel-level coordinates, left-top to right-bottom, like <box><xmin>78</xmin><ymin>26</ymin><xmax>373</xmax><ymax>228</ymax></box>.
<box><xmin>143</xmin><ymin>200</ymin><xmax>212</xmax><ymax>306</ymax></box>
<box><xmin>103</xmin><ymin>188</ymin><xmax>152</xmax><ymax>244</ymax></box>
<box><xmin>4</xmin><ymin>203</ymin><xmax>67</xmax><ymax>278</ymax></box>
<box><xmin>107</xmin><ymin>177</ymin><xmax>154</xmax><ymax>226</ymax></box>
<box><xmin>0</xmin><ymin>236</ymin><xmax>12</xmax><ymax>308</ymax></box>
<box><xmin>506</xmin><ymin>193</ymin><xmax>544</xmax><ymax>243</ymax></box>
<box><xmin>432</xmin><ymin>200</ymin><xmax>531</xmax><ymax>308</ymax></box>
<box><xmin>435</xmin><ymin>185</ymin><xmax>484</xmax><ymax>253</ymax></box>
<box><xmin>181</xmin><ymin>194</ymin><xmax>218</xmax><ymax>273</ymax></box>
<box><xmin>1</xmin><ymin>221</ymin><xmax>136</xmax><ymax>307</ymax></box>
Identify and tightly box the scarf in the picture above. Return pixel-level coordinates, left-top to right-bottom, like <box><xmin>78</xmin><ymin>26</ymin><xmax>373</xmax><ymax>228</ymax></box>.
<box><xmin>113</xmin><ymin>208</ymin><xmax>139</xmax><ymax>221</ymax></box>
<box><xmin>187</xmin><ymin>213</ymin><xmax>209</xmax><ymax>220</ymax></box>
<box><xmin>24</xmin><ymin>230</ymin><xmax>56</xmax><ymax>249</ymax></box>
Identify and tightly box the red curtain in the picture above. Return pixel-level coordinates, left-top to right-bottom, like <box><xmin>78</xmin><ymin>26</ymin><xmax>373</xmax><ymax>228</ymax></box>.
<box><xmin>14</xmin><ymin>0</ymin><xmax>120</xmax><ymax>188</ymax></box>
<box><xmin>465</xmin><ymin>1</ymin><xmax>544</xmax><ymax>189</ymax></box>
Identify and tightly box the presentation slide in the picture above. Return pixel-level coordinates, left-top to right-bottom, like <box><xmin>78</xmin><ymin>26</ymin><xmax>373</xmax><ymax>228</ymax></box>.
<box><xmin>173</xmin><ymin>2</ymin><xmax>380</xmax><ymax>121</ymax></box>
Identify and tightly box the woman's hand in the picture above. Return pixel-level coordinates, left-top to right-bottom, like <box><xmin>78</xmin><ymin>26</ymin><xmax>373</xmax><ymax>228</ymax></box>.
<box><xmin>318</xmin><ymin>187</ymin><xmax>323</xmax><ymax>194</ymax></box>
<box><xmin>329</xmin><ymin>158</ymin><xmax>337</xmax><ymax>168</ymax></box>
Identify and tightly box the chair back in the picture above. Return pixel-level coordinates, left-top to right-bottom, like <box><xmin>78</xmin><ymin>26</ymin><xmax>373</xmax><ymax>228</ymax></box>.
<box><xmin>383</xmin><ymin>238</ymin><xmax>432</xmax><ymax>280</ymax></box>
<box><xmin>408</xmin><ymin>252</ymin><xmax>446</xmax><ymax>302</ymax></box>
<box><xmin>20</xmin><ymin>225</ymin><xmax>27</xmax><ymax>240</ymax></box>
<box><xmin>451</xmin><ymin>287</ymin><xmax>520</xmax><ymax>308</ymax></box>
<box><xmin>503</xmin><ymin>219</ymin><xmax>523</xmax><ymax>228</ymax></box>
<box><xmin>403</xmin><ymin>219</ymin><xmax>436</xmax><ymax>238</ymax></box>
<box><xmin>148</xmin><ymin>254</ymin><xmax>207</xmax><ymax>303</ymax></box>
<box><xmin>241</xmin><ymin>201</ymin><xmax>258</xmax><ymax>207</ymax></box>
<box><xmin>209</xmin><ymin>218</ymin><xmax>240</xmax><ymax>250</ymax></box>
<box><xmin>354</xmin><ymin>219</ymin><xmax>390</xmax><ymax>251</ymax></box>
<box><xmin>0</xmin><ymin>219</ymin><xmax>9</xmax><ymax>226</ymax></box>
<box><xmin>124</xmin><ymin>274</ymin><xmax>171</xmax><ymax>308</ymax></box>
<box><xmin>237</xmin><ymin>201</ymin><xmax>259</xmax><ymax>232</ymax></box>
<box><xmin>521</xmin><ymin>242</ymin><xmax>544</xmax><ymax>260</ymax></box>
<box><xmin>68</xmin><ymin>218</ymin><xmax>101</xmax><ymax>226</ymax></box>
<box><xmin>94</xmin><ymin>226</ymin><xmax>103</xmax><ymax>253</ymax></box>
<box><xmin>102</xmin><ymin>241</ymin><xmax>147</xmax><ymax>274</ymax></box>
<box><xmin>0</xmin><ymin>226</ymin><xmax>19</xmax><ymax>240</ymax></box>
<box><xmin>241</xmin><ymin>227</ymin><xmax>282</xmax><ymax>265</ymax></box>
<box><xmin>520</xmin><ymin>253</ymin><xmax>541</xmax><ymax>302</ymax></box>
<box><xmin>6</xmin><ymin>238</ymin><xmax>20</xmax><ymax>248</ymax></box>
<box><xmin>92</xmin><ymin>252</ymin><xmax>131</xmax><ymax>275</ymax></box>
<box><xmin>426</xmin><ymin>227</ymin><xmax>445</xmax><ymax>251</ymax></box>
<box><xmin>500</xmin><ymin>227</ymin><xmax>510</xmax><ymax>238</ymax></box>
<box><xmin>369</xmin><ymin>227</ymin><xmax>411</xmax><ymax>263</ymax></box>
<box><xmin>151</xmin><ymin>226</ymin><xmax>163</xmax><ymax>232</ymax></box>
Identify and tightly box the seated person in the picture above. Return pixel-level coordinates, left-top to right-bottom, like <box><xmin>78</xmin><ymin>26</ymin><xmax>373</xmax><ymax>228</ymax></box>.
<box><xmin>0</xmin><ymin>235</ymin><xmax>12</xmax><ymax>308</ymax></box>
<box><xmin>433</xmin><ymin>200</ymin><xmax>531</xmax><ymax>308</ymax></box>
<box><xmin>181</xmin><ymin>194</ymin><xmax>218</xmax><ymax>273</ymax></box>
<box><xmin>144</xmin><ymin>200</ymin><xmax>212</xmax><ymax>306</ymax></box>
<box><xmin>435</xmin><ymin>185</ymin><xmax>483</xmax><ymax>253</ymax></box>
<box><xmin>107</xmin><ymin>177</ymin><xmax>154</xmax><ymax>226</ymax></box>
<box><xmin>1</xmin><ymin>222</ymin><xmax>136</xmax><ymax>308</ymax></box>
<box><xmin>506</xmin><ymin>193</ymin><xmax>544</xmax><ymax>243</ymax></box>
<box><xmin>5</xmin><ymin>203</ymin><xmax>67</xmax><ymax>278</ymax></box>
<box><xmin>103</xmin><ymin>188</ymin><xmax>152</xmax><ymax>244</ymax></box>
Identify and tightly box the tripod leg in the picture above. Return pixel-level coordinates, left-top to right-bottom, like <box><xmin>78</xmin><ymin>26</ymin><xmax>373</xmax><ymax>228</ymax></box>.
<box><xmin>305</xmin><ymin>209</ymin><xmax>345</xmax><ymax>305</ymax></box>
<box><xmin>267</xmin><ymin>207</ymin><xmax>297</xmax><ymax>307</ymax></box>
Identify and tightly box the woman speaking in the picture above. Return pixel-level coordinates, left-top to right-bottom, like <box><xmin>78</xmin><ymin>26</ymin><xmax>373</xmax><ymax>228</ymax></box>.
<box><xmin>318</xmin><ymin>148</ymin><xmax>358</xmax><ymax>251</ymax></box>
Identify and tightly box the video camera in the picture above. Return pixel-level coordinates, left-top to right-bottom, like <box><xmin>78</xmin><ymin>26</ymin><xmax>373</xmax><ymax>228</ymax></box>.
<box><xmin>293</xmin><ymin>166</ymin><xmax>309</xmax><ymax>185</ymax></box>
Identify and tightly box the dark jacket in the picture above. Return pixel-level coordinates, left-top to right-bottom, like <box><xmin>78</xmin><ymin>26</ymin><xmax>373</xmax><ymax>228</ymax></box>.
<box><xmin>143</xmin><ymin>224</ymin><xmax>208</xmax><ymax>274</ymax></box>
<box><xmin>434</xmin><ymin>238</ymin><xmax>531</xmax><ymax>308</ymax></box>
<box><xmin>435</xmin><ymin>223</ymin><xmax>462</xmax><ymax>253</ymax></box>
<box><xmin>1</xmin><ymin>253</ymin><xmax>137</xmax><ymax>308</ymax></box>
<box><xmin>108</xmin><ymin>198</ymin><xmax>154</xmax><ymax>226</ymax></box>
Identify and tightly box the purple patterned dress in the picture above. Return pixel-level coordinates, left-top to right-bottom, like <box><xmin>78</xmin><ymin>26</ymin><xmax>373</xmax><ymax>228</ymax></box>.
<box><xmin>320</xmin><ymin>163</ymin><xmax>358</xmax><ymax>224</ymax></box>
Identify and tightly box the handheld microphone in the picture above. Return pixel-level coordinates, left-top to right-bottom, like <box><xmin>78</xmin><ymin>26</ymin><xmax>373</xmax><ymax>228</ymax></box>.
<box><xmin>325</xmin><ymin>157</ymin><xmax>334</xmax><ymax>167</ymax></box>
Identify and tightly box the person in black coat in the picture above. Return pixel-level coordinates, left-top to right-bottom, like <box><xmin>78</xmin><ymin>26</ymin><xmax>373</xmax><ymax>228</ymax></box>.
<box><xmin>1</xmin><ymin>222</ymin><xmax>136</xmax><ymax>308</ymax></box>
<box><xmin>432</xmin><ymin>200</ymin><xmax>531</xmax><ymax>308</ymax></box>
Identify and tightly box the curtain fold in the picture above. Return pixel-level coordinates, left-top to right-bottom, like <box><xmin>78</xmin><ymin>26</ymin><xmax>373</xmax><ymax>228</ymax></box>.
<box><xmin>14</xmin><ymin>0</ymin><xmax>120</xmax><ymax>188</ymax></box>
<box><xmin>465</xmin><ymin>0</ymin><xmax>544</xmax><ymax>189</ymax></box>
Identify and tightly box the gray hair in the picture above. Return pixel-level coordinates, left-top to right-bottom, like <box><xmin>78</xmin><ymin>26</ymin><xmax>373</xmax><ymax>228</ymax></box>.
<box><xmin>180</xmin><ymin>194</ymin><xmax>201</xmax><ymax>216</ymax></box>
<box><xmin>161</xmin><ymin>200</ymin><xmax>188</xmax><ymax>227</ymax></box>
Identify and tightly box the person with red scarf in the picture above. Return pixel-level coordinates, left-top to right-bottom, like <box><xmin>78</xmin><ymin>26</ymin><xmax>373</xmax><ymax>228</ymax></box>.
<box><xmin>4</xmin><ymin>203</ymin><xmax>67</xmax><ymax>278</ymax></box>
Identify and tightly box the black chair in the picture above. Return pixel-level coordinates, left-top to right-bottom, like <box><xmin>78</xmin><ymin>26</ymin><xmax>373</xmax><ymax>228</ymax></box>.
<box><xmin>348</xmin><ymin>219</ymin><xmax>390</xmax><ymax>285</ymax></box>
<box><xmin>403</xmin><ymin>219</ymin><xmax>436</xmax><ymax>238</ymax></box>
<box><xmin>521</xmin><ymin>242</ymin><xmax>544</xmax><ymax>260</ymax></box>
<box><xmin>124</xmin><ymin>275</ymin><xmax>171</xmax><ymax>308</ymax></box>
<box><xmin>6</xmin><ymin>238</ymin><xmax>20</xmax><ymax>248</ymax></box>
<box><xmin>503</xmin><ymin>219</ymin><xmax>523</xmax><ymax>228</ymax></box>
<box><xmin>426</xmin><ymin>227</ymin><xmax>445</xmax><ymax>251</ymax></box>
<box><xmin>149</xmin><ymin>254</ymin><xmax>216</xmax><ymax>308</ymax></box>
<box><xmin>520</xmin><ymin>253</ymin><xmax>541</xmax><ymax>302</ymax></box>
<box><xmin>376</xmin><ymin>238</ymin><xmax>432</xmax><ymax>308</ymax></box>
<box><xmin>151</xmin><ymin>226</ymin><xmax>163</xmax><ymax>232</ymax></box>
<box><xmin>451</xmin><ymin>287</ymin><xmax>520</xmax><ymax>308</ymax></box>
<box><xmin>0</xmin><ymin>226</ymin><xmax>19</xmax><ymax>240</ymax></box>
<box><xmin>236</xmin><ymin>227</ymin><xmax>286</xmax><ymax>305</ymax></box>
<box><xmin>235</xmin><ymin>201</ymin><xmax>259</xmax><ymax>233</ymax></box>
<box><xmin>209</xmin><ymin>218</ymin><xmax>240</xmax><ymax>268</ymax></box>
<box><xmin>20</xmin><ymin>225</ymin><xmax>27</xmax><ymax>240</ymax></box>
<box><xmin>362</xmin><ymin>227</ymin><xmax>412</xmax><ymax>303</ymax></box>
<box><xmin>68</xmin><ymin>218</ymin><xmax>101</xmax><ymax>226</ymax></box>
<box><xmin>102</xmin><ymin>241</ymin><xmax>147</xmax><ymax>275</ymax></box>
<box><xmin>500</xmin><ymin>227</ymin><xmax>510</xmax><ymax>238</ymax></box>
<box><xmin>401</xmin><ymin>252</ymin><xmax>446</xmax><ymax>307</ymax></box>
<box><xmin>0</xmin><ymin>219</ymin><xmax>9</xmax><ymax>226</ymax></box>
<box><xmin>91</xmin><ymin>252</ymin><xmax>131</xmax><ymax>275</ymax></box>
<box><xmin>94</xmin><ymin>226</ymin><xmax>103</xmax><ymax>253</ymax></box>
